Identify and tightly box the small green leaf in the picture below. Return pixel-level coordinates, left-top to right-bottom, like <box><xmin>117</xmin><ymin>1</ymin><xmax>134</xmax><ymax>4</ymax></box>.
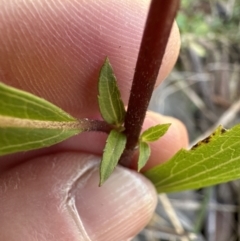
<box><xmin>98</xmin><ymin>58</ymin><xmax>126</xmax><ymax>126</ymax></box>
<box><xmin>99</xmin><ymin>129</ymin><xmax>126</xmax><ymax>186</ymax></box>
<box><xmin>0</xmin><ymin>82</ymin><xmax>82</xmax><ymax>155</ymax></box>
<box><xmin>138</xmin><ymin>141</ymin><xmax>151</xmax><ymax>171</ymax></box>
<box><xmin>144</xmin><ymin>124</ymin><xmax>240</xmax><ymax>193</ymax></box>
<box><xmin>140</xmin><ymin>123</ymin><xmax>171</xmax><ymax>142</ymax></box>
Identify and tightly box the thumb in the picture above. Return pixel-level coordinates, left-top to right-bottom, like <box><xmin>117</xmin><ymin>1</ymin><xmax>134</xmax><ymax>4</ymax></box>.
<box><xmin>0</xmin><ymin>152</ymin><xmax>157</xmax><ymax>241</ymax></box>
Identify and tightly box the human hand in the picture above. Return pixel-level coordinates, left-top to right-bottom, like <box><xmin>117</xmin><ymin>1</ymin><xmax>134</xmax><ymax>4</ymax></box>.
<box><xmin>0</xmin><ymin>1</ymin><xmax>188</xmax><ymax>240</ymax></box>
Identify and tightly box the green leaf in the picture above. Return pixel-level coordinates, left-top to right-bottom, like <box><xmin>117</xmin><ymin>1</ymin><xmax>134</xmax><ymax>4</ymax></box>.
<box><xmin>99</xmin><ymin>129</ymin><xmax>126</xmax><ymax>186</ymax></box>
<box><xmin>0</xmin><ymin>82</ymin><xmax>82</xmax><ymax>155</ymax></box>
<box><xmin>1</xmin><ymin>128</ymin><xmax>80</xmax><ymax>155</ymax></box>
<box><xmin>98</xmin><ymin>58</ymin><xmax>126</xmax><ymax>126</ymax></box>
<box><xmin>144</xmin><ymin>125</ymin><xmax>240</xmax><ymax>193</ymax></box>
<box><xmin>138</xmin><ymin>141</ymin><xmax>151</xmax><ymax>171</ymax></box>
<box><xmin>140</xmin><ymin>123</ymin><xmax>171</xmax><ymax>142</ymax></box>
<box><xmin>0</xmin><ymin>82</ymin><xmax>75</xmax><ymax>121</ymax></box>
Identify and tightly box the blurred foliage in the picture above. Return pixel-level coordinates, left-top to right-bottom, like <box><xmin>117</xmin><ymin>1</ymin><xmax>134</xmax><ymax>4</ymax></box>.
<box><xmin>177</xmin><ymin>0</ymin><xmax>240</xmax><ymax>42</ymax></box>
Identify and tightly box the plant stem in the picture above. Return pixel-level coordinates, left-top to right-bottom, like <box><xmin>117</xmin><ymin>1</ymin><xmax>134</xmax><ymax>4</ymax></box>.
<box><xmin>79</xmin><ymin>118</ymin><xmax>113</xmax><ymax>133</ymax></box>
<box><xmin>120</xmin><ymin>0</ymin><xmax>180</xmax><ymax>167</ymax></box>
<box><xmin>0</xmin><ymin>116</ymin><xmax>112</xmax><ymax>133</ymax></box>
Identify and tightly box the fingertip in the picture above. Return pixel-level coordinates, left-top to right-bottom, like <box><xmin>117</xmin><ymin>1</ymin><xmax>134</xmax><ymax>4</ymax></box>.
<box><xmin>0</xmin><ymin>0</ymin><xmax>180</xmax><ymax>118</ymax></box>
<box><xmin>156</xmin><ymin>21</ymin><xmax>181</xmax><ymax>86</ymax></box>
<box><xmin>0</xmin><ymin>152</ymin><xmax>157</xmax><ymax>240</ymax></box>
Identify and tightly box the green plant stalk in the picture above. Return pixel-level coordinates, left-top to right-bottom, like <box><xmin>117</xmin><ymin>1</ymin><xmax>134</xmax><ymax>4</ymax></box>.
<box><xmin>120</xmin><ymin>0</ymin><xmax>180</xmax><ymax>167</ymax></box>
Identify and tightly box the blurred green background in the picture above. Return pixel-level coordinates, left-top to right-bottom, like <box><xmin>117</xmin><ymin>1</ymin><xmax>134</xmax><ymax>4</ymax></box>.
<box><xmin>135</xmin><ymin>1</ymin><xmax>240</xmax><ymax>240</ymax></box>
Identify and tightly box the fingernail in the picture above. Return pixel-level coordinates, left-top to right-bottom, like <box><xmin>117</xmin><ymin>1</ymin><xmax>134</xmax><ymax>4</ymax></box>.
<box><xmin>68</xmin><ymin>156</ymin><xmax>157</xmax><ymax>241</ymax></box>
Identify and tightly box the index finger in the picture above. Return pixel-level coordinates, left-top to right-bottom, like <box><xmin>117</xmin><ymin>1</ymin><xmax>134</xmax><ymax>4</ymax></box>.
<box><xmin>0</xmin><ymin>0</ymin><xmax>181</xmax><ymax>170</ymax></box>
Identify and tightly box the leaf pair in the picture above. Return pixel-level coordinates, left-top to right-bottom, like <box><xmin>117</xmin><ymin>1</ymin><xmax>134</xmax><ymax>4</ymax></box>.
<box><xmin>138</xmin><ymin>124</ymin><xmax>171</xmax><ymax>171</ymax></box>
<box><xmin>97</xmin><ymin>58</ymin><xmax>171</xmax><ymax>185</ymax></box>
<box><xmin>98</xmin><ymin>58</ymin><xmax>126</xmax><ymax>185</ymax></box>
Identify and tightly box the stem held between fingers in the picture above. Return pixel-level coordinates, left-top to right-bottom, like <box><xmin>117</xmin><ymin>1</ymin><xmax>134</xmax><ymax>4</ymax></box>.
<box><xmin>120</xmin><ymin>0</ymin><xmax>180</xmax><ymax>167</ymax></box>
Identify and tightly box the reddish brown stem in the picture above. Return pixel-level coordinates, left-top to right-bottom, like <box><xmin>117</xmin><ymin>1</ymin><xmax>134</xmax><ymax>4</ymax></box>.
<box><xmin>120</xmin><ymin>0</ymin><xmax>180</xmax><ymax>167</ymax></box>
<box><xmin>79</xmin><ymin>118</ymin><xmax>113</xmax><ymax>133</ymax></box>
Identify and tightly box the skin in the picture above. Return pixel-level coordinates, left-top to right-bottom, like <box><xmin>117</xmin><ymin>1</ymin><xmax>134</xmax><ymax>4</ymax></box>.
<box><xmin>0</xmin><ymin>1</ymin><xmax>188</xmax><ymax>240</ymax></box>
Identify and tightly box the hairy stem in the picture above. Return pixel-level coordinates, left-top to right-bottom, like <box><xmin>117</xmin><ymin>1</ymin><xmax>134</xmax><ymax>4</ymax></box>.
<box><xmin>79</xmin><ymin>118</ymin><xmax>113</xmax><ymax>133</ymax></box>
<box><xmin>120</xmin><ymin>0</ymin><xmax>180</xmax><ymax>167</ymax></box>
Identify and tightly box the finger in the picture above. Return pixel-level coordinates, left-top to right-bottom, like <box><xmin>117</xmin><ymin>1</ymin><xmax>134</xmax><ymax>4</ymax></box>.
<box><xmin>0</xmin><ymin>0</ymin><xmax>180</xmax><ymax>170</ymax></box>
<box><xmin>129</xmin><ymin>111</ymin><xmax>188</xmax><ymax>171</ymax></box>
<box><xmin>0</xmin><ymin>0</ymin><xmax>180</xmax><ymax>119</ymax></box>
<box><xmin>0</xmin><ymin>152</ymin><xmax>157</xmax><ymax>241</ymax></box>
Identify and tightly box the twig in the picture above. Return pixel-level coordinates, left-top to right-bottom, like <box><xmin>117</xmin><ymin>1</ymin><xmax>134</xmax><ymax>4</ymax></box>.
<box><xmin>159</xmin><ymin>194</ymin><xmax>190</xmax><ymax>241</ymax></box>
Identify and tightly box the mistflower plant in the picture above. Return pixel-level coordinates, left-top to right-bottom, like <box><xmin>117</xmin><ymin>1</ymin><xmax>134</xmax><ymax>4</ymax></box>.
<box><xmin>1</xmin><ymin>0</ymin><xmax>240</xmax><ymax>192</ymax></box>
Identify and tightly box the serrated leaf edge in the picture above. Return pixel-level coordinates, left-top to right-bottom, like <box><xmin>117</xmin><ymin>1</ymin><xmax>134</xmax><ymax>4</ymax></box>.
<box><xmin>99</xmin><ymin>129</ymin><xmax>126</xmax><ymax>186</ymax></box>
<box><xmin>98</xmin><ymin>58</ymin><xmax>126</xmax><ymax>126</ymax></box>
